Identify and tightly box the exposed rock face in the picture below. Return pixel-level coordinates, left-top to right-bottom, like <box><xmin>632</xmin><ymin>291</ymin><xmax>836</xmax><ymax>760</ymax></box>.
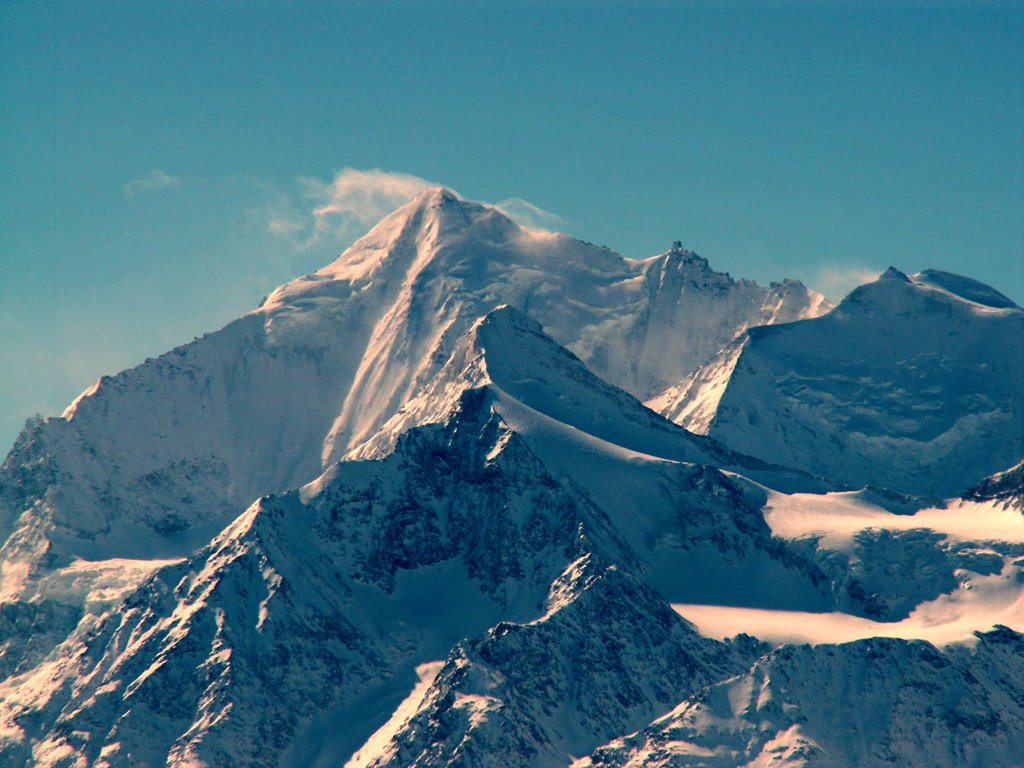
<box><xmin>584</xmin><ymin>627</ymin><xmax>1024</xmax><ymax>768</ymax></box>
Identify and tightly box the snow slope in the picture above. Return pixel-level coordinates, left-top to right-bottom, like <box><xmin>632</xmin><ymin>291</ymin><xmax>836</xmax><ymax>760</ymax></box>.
<box><xmin>0</xmin><ymin>189</ymin><xmax>826</xmax><ymax>604</ymax></box>
<box><xmin>2</xmin><ymin>190</ymin><xmax>1023</xmax><ymax>767</ymax></box>
<box><xmin>584</xmin><ymin>627</ymin><xmax>1024</xmax><ymax>768</ymax></box>
<box><xmin>674</xmin><ymin>267</ymin><xmax>1024</xmax><ymax>496</ymax></box>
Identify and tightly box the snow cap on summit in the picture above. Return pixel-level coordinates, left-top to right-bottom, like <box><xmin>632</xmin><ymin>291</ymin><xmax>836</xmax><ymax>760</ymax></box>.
<box><xmin>412</xmin><ymin>185</ymin><xmax>461</xmax><ymax>205</ymax></box>
<box><xmin>881</xmin><ymin>266</ymin><xmax>911</xmax><ymax>282</ymax></box>
<box><xmin>836</xmin><ymin>264</ymin><xmax>1022</xmax><ymax>318</ymax></box>
<box><xmin>912</xmin><ymin>269</ymin><xmax>1020</xmax><ymax>310</ymax></box>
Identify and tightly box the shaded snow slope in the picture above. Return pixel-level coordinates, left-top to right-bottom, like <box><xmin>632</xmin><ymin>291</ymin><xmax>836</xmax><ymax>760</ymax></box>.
<box><xmin>0</xmin><ymin>396</ymin><xmax>588</xmax><ymax>767</ymax></box>
<box><xmin>688</xmin><ymin>267</ymin><xmax>1024</xmax><ymax>496</ymax></box>
<box><xmin>0</xmin><ymin>389</ymin><xmax>774</xmax><ymax>768</ymax></box>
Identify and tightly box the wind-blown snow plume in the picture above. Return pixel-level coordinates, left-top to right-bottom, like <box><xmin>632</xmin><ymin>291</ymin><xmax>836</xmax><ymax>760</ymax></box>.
<box><xmin>269</xmin><ymin>168</ymin><xmax>433</xmax><ymax>248</ymax></box>
<box><xmin>812</xmin><ymin>263</ymin><xmax>882</xmax><ymax>302</ymax></box>
<box><xmin>494</xmin><ymin>197</ymin><xmax>566</xmax><ymax>231</ymax></box>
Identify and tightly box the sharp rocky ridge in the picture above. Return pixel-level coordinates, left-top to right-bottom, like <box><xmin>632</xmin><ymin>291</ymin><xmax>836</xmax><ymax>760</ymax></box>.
<box><xmin>1</xmin><ymin>188</ymin><xmax>1023</xmax><ymax>767</ymax></box>
<box><xmin>0</xmin><ymin>187</ymin><xmax>828</xmax><ymax>595</ymax></box>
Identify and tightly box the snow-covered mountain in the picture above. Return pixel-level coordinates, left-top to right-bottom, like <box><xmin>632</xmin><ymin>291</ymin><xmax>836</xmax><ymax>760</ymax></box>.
<box><xmin>1</xmin><ymin>312</ymin><xmax>963</xmax><ymax>766</ymax></box>
<box><xmin>656</xmin><ymin>267</ymin><xmax>1024</xmax><ymax>497</ymax></box>
<box><xmin>0</xmin><ymin>189</ymin><xmax>826</xmax><ymax>605</ymax></box>
<box><xmin>2</xmin><ymin>189</ymin><xmax>1023</xmax><ymax>767</ymax></box>
<box><xmin>584</xmin><ymin>627</ymin><xmax>1024</xmax><ymax>767</ymax></box>
<box><xmin>0</xmin><ymin>341</ymin><xmax>780</xmax><ymax>766</ymax></box>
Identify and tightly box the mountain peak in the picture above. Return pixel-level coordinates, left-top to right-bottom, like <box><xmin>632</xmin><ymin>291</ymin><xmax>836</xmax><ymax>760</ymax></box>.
<box><xmin>880</xmin><ymin>266</ymin><xmax>911</xmax><ymax>282</ymax></box>
<box><xmin>662</xmin><ymin>242</ymin><xmax>712</xmax><ymax>271</ymax></box>
<box><xmin>410</xmin><ymin>184</ymin><xmax>463</xmax><ymax>208</ymax></box>
<box><xmin>838</xmin><ymin>265</ymin><xmax>1020</xmax><ymax>318</ymax></box>
<box><xmin>912</xmin><ymin>269</ymin><xmax>1020</xmax><ymax>310</ymax></box>
<box><xmin>474</xmin><ymin>303</ymin><xmax>543</xmax><ymax>340</ymax></box>
<box><xmin>272</xmin><ymin>187</ymin><xmax>518</xmax><ymax>293</ymax></box>
<box><xmin>704</xmin><ymin>262</ymin><xmax>1024</xmax><ymax>496</ymax></box>
<box><xmin>345</xmin><ymin>301</ymin><xmax>731</xmax><ymax>468</ymax></box>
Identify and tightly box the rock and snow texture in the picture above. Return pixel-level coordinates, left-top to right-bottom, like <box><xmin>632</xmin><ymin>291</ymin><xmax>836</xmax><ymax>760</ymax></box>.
<box><xmin>2</xmin><ymin>189</ymin><xmax>1024</xmax><ymax>767</ymax></box>
<box><xmin>367</xmin><ymin>555</ymin><xmax>763</xmax><ymax>768</ymax></box>
<box><xmin>675</xmin><ymin>267</ymin><xmax>1024</xmax><ymax>497</ymax></box>
<box><xmin>0</xmin><ymin>382</ymin><xmax>776</xmax><ymax>768</ymax></box>
<box><xmin>0</xmin><ymin>397</ymin><xmax>584</xmax><ymax>767</ymax></box>
<box><xmin>0</xmin><ymin>188</ymin><xmax>826</xmax><ymax>604</ymax></box>
<box><xmin>966</xmin><ymin>460</ymin><xmax>1024</xmax><ymax>510</ymax></box>
<box><xmin>584</xmin><ymin>627</ymin><xmax>1024</xmax><ymax>768</ymax></box>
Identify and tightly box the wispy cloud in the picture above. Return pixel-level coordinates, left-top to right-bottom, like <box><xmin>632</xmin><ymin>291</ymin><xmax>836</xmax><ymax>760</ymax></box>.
<box><xmin>263</xmin><ymin>168</ymin><xmax>568</xmax><ymax>251</ymax></box>
<box><xmin>266</xmin><ymin>168</ymin><xmax>433</xmax><ymax>249</ymax></box>
<box><xmin>812</xmin><ymin>264</ymin><xmax>882</xmax><ymax>302</ymax></box>
<box><xmin>494</xmin><ymin>198</ymin><xmax>566</xmax><ymax>231</ymax></box>
<box><xmin>124</xmin><ymin>169</ymin><xmax>182</xmax><ymax>197</ymax></box>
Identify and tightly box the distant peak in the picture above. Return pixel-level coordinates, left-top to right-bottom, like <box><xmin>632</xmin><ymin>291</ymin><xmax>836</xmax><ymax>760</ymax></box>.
<box><xmin>836</xmin><ymin>264</ymin><xmax>1021</xmax><ymax>317</ymax></box>
<box><xmin>663</xmin><ymin>243</ymin><xmax>711</xmax><ymax>270</ymax></box>
<box><xmin>393</xmin><ymin>186</ymin><xmax>474</xmax><ymax>223</ymax></box>
<box><xmin>912</xmin><ymin>269</ymin><xmax>1019</xmax><ymax>310</ymax></box>
<box><xmin>880</xmin><ymin>266</ymin><xmax>911</xmax><ymax>282</ymax></box>
<box><xmin>412</xmin><ymin>185</ymin><xmax>462</xmax><ymax>207</ymax></box>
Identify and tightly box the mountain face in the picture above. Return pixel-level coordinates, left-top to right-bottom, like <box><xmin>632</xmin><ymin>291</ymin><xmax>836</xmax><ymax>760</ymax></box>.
<box><xmin>0</xmin><ymin>361</ymin><xmax>778</xmax><ymax>768</ymax></box>
<box><xmin>966</xmin><ymin>460</ymin><xmax>1024</xmax><ymax>511</ymax></box>
<box><xmin>0</xmin><ymin>189</ymin><xmax>827</xmax><ymax>603</ymax></box>
<box><xmin>657</xmin><ymin>267</ymin><xmax>1024</xmax><ymax>497</ymax></box>
<box><xmin>2</xmin><ymin>189</ymin><xmax>1023</xmax><ymax>767</ymax></box>
<box><xmin>585</xmin><ymin>627</ymin><xmax>1024</xmax><ymax>768</ymax></box>
<box><xmin>0</xmin><ymin>390</ymin><xmax>583</xmax><ymax>767</ymax></box>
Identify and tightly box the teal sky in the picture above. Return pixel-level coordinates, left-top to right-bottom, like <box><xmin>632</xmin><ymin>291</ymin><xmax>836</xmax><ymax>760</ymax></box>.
<box><xmin>2</xmin><ymin>1</ymin><xmax>1022</xmax><ymax>451</ymax></box>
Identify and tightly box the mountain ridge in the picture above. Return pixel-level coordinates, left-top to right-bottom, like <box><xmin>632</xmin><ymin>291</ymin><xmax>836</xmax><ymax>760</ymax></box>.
<box><xmin>655</xmin><ymin>264</ymin><xmax>1024</xmax><ymax>496</ymax></box>
<box><xmin>2</xmin><ymin>190</ymin><xmax>1023</xmax><ymax>766</ymax></box>
<box><xmin>0</xmin><ymin>190</ymin><xmax>827</xmax><ymax>604</ymax></box>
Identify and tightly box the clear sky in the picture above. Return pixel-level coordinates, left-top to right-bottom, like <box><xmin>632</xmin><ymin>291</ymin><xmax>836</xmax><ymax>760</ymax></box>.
<box><xmin>2</xmin><ymin>1</ymin><xmax>1022</xmax><ymax>451</ymax></box>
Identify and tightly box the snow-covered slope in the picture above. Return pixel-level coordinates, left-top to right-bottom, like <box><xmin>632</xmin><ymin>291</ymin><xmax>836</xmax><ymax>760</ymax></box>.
<box><xmin>0</xmin><ymin>374</ymin><xmax>777</xmax><ymax>767</ymax></box>
<box><xmin>646</xmin><ymin>338</ymin><xmax>745</xmax><ymax>434</ymax></box>
<box><xmin>3</xmin><ymin>189</ymin><xmax>1023</xmax><ymax>768</ymax></box>
<box><xmin>584</xmin><ymin>627</ymin><xmax>1024</xmax><ymax>768</ymax></box>
<box><xmin>0</xmin><ymin>189</ymin><xmax>826</xmax><ymax>604</ymax></box>
<box><xmin>675</xmin><ymin>267</ymin><xmax>1024</xmax><ymax>496</ymax></box>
